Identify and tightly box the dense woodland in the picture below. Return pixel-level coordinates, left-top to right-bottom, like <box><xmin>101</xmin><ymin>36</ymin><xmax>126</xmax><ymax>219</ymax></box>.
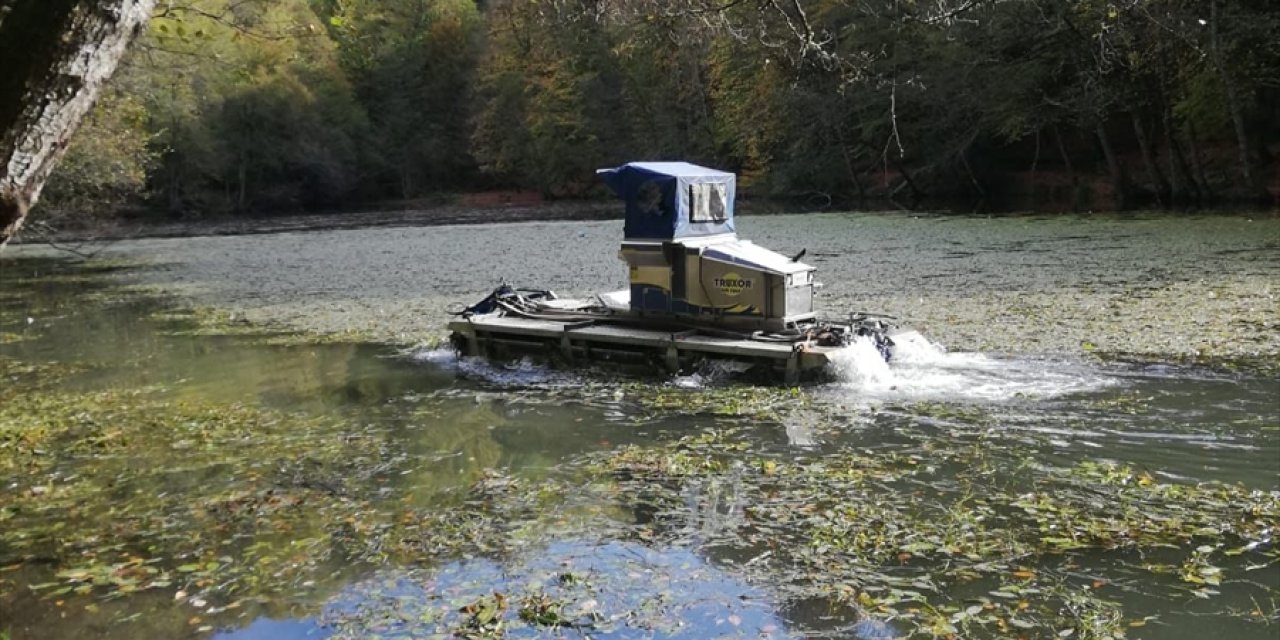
<box><xmin>38</xmin><ymin>0</ymin><xmax>1280</xmax><ymax>219</ymax></box>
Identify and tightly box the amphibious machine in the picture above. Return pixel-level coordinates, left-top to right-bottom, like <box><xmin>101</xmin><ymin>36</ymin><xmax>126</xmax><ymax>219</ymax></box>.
<box><xmin>447</xmin><ymin>162</ymin><xmax>902</xmax><ymax>382</ymax></box>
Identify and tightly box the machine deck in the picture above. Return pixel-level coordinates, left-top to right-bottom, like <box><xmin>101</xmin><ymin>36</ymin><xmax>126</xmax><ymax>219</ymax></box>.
<box><xmin>448</xmin><ymin>313</ymin><xmax>834</xmax><ymax>383</ymax></box>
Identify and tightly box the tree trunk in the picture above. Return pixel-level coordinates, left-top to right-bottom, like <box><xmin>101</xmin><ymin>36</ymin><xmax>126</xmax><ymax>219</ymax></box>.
<box><xmin>1208</xmin><ymin>0</ymin><xmax>1260</xmax><ymax>194</ymax></box>
<box><xmin>167</xmin><ymin>157</ymin><xmax>182</xmax><ymax>214</ymax></box>
<box><xmin>1162</xmin><ymin>107</ymin><xmax>1197</xmax><ymax>203</ymax></box>
<box><xmin>839</xmin><ymin>144</ymin><xmax>867</xmax><ymax>203</ymax></box>
<box><xmin>890</xmin><ymin>159</ymin><xmax>925</xmax><ymax>204</ymax></box>
<box><xmin>959</xmin><ymin>144</ymin><xmax>985</xmax><ymax>198</ymax></box>
<box><xmin>0</xmin><ymin>0</ymin><xmax>157</xmax><ymax>246</ymax></box>
<box><xmin>1185</xmin><ymin>121</ymin><xmax>1214</xmax><ymax>200</ymax></box>
<box><xmin>1162</xmin><ymin>121</ymin><xmax>1183</xmax><ymax>204</ymax></box>
<box><xmin>1052</xmin><ymin>124</ymin><xmax>1079</xmax><ymax>209</ymax></box>
<box><xmin>834</xmin><ymin>129</ymin><xmax>867</xmax><ymax>204</ymax></box>
<box><xmin>165</xmin><ymin>88</ymin><xmax>183</xmax><ymax>214</ymax></box>
<box><xmin>237</xmin><ymin>159</ymin><xmax>248</xmax><ymax>212</ymax></box>
<box><xmin>1029</xmin><ymin>128</ymin><xmax>1041</xmax><ymax>178</ymax></box>
<box><xmin>1096</xmin><ymin>124</ymin><xmax>1130</xmax><ymax>210</ymax></box>
<box><xmin>401</xmin><ymin>164</ymin><xmax>414</xmax><ymax>200</ymax></box>
<box><xmin>1131</xmin><ymin>111</ymin><xmax>1169</xmax><ymax>206</ymax></box>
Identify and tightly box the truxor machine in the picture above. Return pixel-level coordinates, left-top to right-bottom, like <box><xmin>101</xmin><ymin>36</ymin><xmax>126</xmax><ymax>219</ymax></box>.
<box><xmin>448</xmin><ymin>162</ymin><xmax>904</xmax><ymax>382</ymax></box>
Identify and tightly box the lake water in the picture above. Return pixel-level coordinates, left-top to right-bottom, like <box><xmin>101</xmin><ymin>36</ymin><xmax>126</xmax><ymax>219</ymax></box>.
<box><xmin>1</xmin><ymin>213</ymin><xmax>1277</xmax><ymax>639</ymax></box>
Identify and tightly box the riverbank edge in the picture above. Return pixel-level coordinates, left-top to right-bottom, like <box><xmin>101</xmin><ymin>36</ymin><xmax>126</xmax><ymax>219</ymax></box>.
<box><xmin>13</xmin><ymin>198</ymin><xmax>1278</xmax><ymax>244</ymax></box>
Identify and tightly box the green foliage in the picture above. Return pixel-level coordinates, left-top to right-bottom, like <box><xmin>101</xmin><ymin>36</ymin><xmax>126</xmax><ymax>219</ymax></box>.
<box><xmin>330</xmin><ymin>0</ymin><xmax>484</xmax><ymax>197</ymax></box>
<box><xmin>214</xmin><ymin>71</ymin><xmax>368</xmax><ymax>209</ymax></box>
<box><xmin>43</xmin><ymin>90</ymin><xmax>156</xmax><ymax>217</ymax></box>
<box><xmin>84</xmin><ymin>0</ymin><xmax>376</xmax><ymax>214</ymax></box>
<box><xmin>43</xmin><ymin>0</ymin><xmax>1280</xmax><ymax>221</ymax></box>
<box><xmin>470</xmin><ymin>2</ymin><xmax>627</xmax><ymax>195</ymax></box>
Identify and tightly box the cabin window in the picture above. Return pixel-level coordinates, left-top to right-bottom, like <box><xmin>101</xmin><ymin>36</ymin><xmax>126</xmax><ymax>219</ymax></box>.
<box><xmin>636</xmin><ymin>180</ymin><xmax>664</xmax><ymax>215</ymax></box>
<box><xmin>690</xmin><ymin>182</ymin><xmax>728</xmax><ymax>222</ymax></box>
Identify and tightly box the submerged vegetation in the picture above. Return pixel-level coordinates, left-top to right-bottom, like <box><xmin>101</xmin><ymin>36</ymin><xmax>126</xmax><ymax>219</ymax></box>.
<box><xmin>0</xmin><ymin>358</ymin><xmax>395</xmax><ymax>595</ymax></box>
<box><xmin>148</xmin><ymin>305</ymin><xmax>391</xmax><ymax>346</ymax></box>
<box><xmin>599</xmin><ymin>430</ymin><xmax>1280</xmax><ymax>638</ymax></box>
<box><xmin>5</xmin><ymin>359</ymin><xmax>1275</xmax><ymax>638</ymax></box>
<box><xmin>2</xmin><ymin>353</ymin><xmax>1277</xmax><ymax>637</ymax></box>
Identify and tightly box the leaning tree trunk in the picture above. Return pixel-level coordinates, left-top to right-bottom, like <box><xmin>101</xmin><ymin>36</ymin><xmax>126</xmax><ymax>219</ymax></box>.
<box><xmin>1096</xmin><ymin>124</ymin><xmax>1131</xmax><ymax>210</ymax></box>
<box><xmin>1131</xmin><ymin>111</ymin><xmax>1169</xmax><ymax>206</ymax></box>
<box><xmin>1207</xmin><ymin>0</ymin><xmax>1261</xmax><ymax>196</ymax></box>
<box><xmin>1162</xmin><ymin>106</ymin><xmax>1198</xmax><ymax>203</ymax></box>
<box><xmin>1185</xmin><ymin>121</ymin><xmax>1215</xmax><ymax>200</ymax></box>
<box><xmin>1052</xmin><ymin>124</ymin><xmax>1079</xmax><ymax>209</ymax></box>
<box><xmin>0</xmin><ymin>0</ymin><xmax>156</xmax><ymax>247</ymax></box>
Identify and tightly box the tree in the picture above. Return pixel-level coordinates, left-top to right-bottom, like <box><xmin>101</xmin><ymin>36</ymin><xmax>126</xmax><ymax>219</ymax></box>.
<box><xmin>471</xmin><ymin>0</ymin><xmax>624</xmax><ymax>194</ymax></box>
<box><xmin>91</xmin><ymin>0</ymin><xmax>377</xmax><ymax>214</ymax></box>
<box><xmin>0</xmin><ymin>0</ymin><xmax>157</xmax><ymax>246</ymax></box>
<box><xmin>6</xmin><ymin>0</ymin><xmax>1274</xmax><ymax>224</ymax></box>
<box><xmin>328</xmin><ymin>0</ymin><xmax>484</xmax><ymax>197</ymax></box>
<box><xmin>40</xmin><ymin>88</ymin><xmax>156</xmax><ymax>220</ymax></box>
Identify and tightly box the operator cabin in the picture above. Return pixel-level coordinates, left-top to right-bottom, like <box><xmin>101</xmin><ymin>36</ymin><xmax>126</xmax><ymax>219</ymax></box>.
<box><xmin>597</xmin><ymin>162</ymin><xmax>817</xmax><ymax>332</ymax></box>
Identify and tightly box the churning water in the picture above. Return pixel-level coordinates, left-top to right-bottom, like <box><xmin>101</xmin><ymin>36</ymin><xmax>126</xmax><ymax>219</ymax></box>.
<box><xmin>418</xmin><ymin>327</ymin><xmax>1116</xmax><ymax>403</ymax></box>
<box><xmin>413</xmin><ymin>346</ymin><xmax>584</xmax><ymax>387</ymax></box>
<box><xmin>826</xmin><ymin>331</ymin><xmax>1118</xmax><ymax>402</ymax></box>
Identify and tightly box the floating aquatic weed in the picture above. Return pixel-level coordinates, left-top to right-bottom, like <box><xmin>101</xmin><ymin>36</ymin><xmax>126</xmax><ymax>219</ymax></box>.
<box><xmin>1081</xmin><ymin>392</ymin><xmax>1155</xmax><ymax>415</ymax></box>
<box><xmin>1098</xmin><ymin>351</ymin><xmax>1280</xmax><ymax>378</ymax></box>
<box><xmin>6</xmin><ymin>347</ymin><xmax>1270</xmax><ymax>637</ymax></box>
<box><xmin>1015</xmin><ymin>461</ymin><xmax>1280</xmax><ymax>555</ymax></box>
<box><xmin>148</xmin><ymin>305</ymin><xmax>289</xmax><ymax>339</ymax></box>
<box><xmin>0</xmin><ymin>365</ymin><xmax>421</xmax><ymax>608</ymax></box>
<box><xmin>321</xmin><ymin>540</ymin><xmax>795</xmax><ymax>639</ymax></box>
<box><xmin>423</xmin><ymin>375</ymin><xmax>821</xmax><ymax>428</ymax></box>
<box><xmin>0</xmin><ymin>357</ymin><xmax>89</xmax><ymax>391</ymax></box>
<box><xmin>148</xmin><ymin>304</ymin><xmax>393</xmax><ymax>346</ymax></box>
<box><xmin>456</xmin><ymin>592</ymin><xmax>508</xmax><ymax>638</ymax></box>
<box><xmin>894</xmin><ymin>401</ymin><xmax>993</xmax><ymax>427</ymax></box>
<box><xmin>602</xmin><ymin>384</ymin><xmax>820</xmax><ymax>431</ymax></box>
<box><xmin>595</xmin><ymin>430</ymin><xmax>1280</xmax><ymax>639</ymax></box>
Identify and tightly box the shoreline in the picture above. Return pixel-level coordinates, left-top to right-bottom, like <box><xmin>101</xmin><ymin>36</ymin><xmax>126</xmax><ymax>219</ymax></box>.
<box><xmin>17</xmin><ymin>200</ymin><xmax>620</xmax><ymax>243</ymax></box>
<box><xmin>13</xmin><ymin>199</ymin><xmax>1276</xmax><ymax>245</ymax></box>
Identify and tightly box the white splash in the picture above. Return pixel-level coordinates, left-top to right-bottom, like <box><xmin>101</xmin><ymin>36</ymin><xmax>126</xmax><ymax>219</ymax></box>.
<box><xmin>828</xmin><ymin>334</ymin><xmax>896</xmax><ymax>388</ymax></box>
<box><xmin>411</xmin><ymin>347</ymin><xmax>574</xmax><ymax>386</ymax></box>
<box><xmin>827</xmin><ymin>332</ymin><xmax>1116</xmax><ymax>403</ymax></box>
<box><xmin>412</xmin><ymin>346</ymin><xmax>461</xmax><ymax>368</ymax></box>
<box><xmin>671</xmin><ymin>373</ymin><xmax>707</xmax><ymax>389</ymax></box>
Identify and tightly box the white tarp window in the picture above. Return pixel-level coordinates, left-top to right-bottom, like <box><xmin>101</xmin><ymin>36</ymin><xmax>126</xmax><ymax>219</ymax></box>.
<box><xmin>689</xmin><ymin>182</ymin><xmax>727</xmax><ymax>222</ymax></box>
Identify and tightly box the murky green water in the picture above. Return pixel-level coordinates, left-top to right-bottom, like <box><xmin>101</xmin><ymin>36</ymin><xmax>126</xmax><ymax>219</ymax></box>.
<box><xmin>1</xmin><ymin>227</ymin><xmax>1277</xmax><ymax>640</ymax></box>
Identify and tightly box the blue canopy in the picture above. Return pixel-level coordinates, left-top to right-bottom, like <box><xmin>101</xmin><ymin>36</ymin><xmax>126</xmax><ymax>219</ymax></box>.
<box><xmin>597</xmin><ymin>162</ymin><xmax>736</xmax><ymax>240</ymax></box>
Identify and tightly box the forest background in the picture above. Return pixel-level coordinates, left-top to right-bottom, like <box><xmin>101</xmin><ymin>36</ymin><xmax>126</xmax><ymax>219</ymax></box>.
<box><xmin>38</xmin><ymin>0</ymin><xmax>1280</xmax><ymax>223</ymax></box>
